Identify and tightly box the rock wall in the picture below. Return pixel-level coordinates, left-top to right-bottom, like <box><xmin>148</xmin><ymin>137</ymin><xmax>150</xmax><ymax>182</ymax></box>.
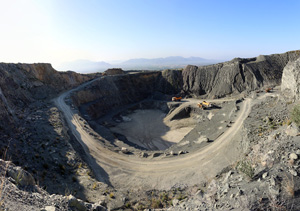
<box><xmin>16</xmin><ymin>63</ymin><xmax>94</xmax><ymax>91</ymax></box>
<box><xmin>182</xmin><ymin>51</ymin><xmax>300</xmax><ymax>98</ymax></box>
<box><xmin>0</xmin><ymin>63</ymin><xmax>95</xmax><ymax>133</ymax></box>
<box><xmin>72</xmin><ymin>72</ymin><xmax>162</xmax><ymax>119</ymax></box>
<box><xmin>156</xmin><ymin>69</ymin><xmax>183</xmax><ymax>95</ymax></box>
<box><xmin>71</xmin><ymin>70</ymin><xmax>183</xmax><ymax>119</ymax></box>
<box><xmin>281</xmin><ymin>57</ymin><xmax>300</xmax><ymax>101</ymax></box>
<box><xmin>72</xmin><ymin>51</ymin><xmax>300</xmax><ymax>119</ymax></box>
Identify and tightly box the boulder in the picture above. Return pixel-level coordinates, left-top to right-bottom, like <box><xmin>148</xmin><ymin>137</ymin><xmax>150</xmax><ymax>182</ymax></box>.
<box><xmin>121</xmin><ymin>147</ymin><xmax>129</xmax><ymax>154</ymax></box>
<box><xmin>41</xmin><ymin>206</ymin><xmax>57</xmax><ymax>211</ymax></box>
<box><xmin>285</xmin><ymin>122</ymin><xmax>300</xmax><ymax>136</ymax></box>
<box><xmin>92</xmin><ymin>203</ymin><xmax>107</xmax><ymax>211</ymax></box>
<box><xmin>289</xmin><ymin>153</ymin><xmax>298</xmax><ymax>160</ymax></box>
<box><xmin>68</xmin><ymin>195</ymin><xmax>87</xmax><ymax>211</ymax></box>
<box><xmin>281</xmin><ymin>57</ymin><xmax>300</xmax><ymax>101</ymax></box>
<box><xmin>7</xmin><ymin>165</ymin><xmax>35</xmax><ymax>187</ymax></box>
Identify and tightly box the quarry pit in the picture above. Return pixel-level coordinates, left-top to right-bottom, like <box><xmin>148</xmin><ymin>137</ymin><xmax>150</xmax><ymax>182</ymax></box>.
<box><xmin>90</xmin><ymin>99</ymin><xmax>238</xmax><ymax>152</ymax></box>
<box><xmin>56</xmin><ymin>77</ymin><xmax>248</xmax><ymax>191</ymax></box>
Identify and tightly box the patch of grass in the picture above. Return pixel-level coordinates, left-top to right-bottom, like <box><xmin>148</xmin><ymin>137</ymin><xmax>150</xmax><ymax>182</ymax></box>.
<box><xmin>109</xmin><ymin>192</ymin><xmax>115</xmax><ymax>199</ymax></box>
<box><xmin>236</xmin><ymin>160</ymin><xmax>255</xmax><ymax>179</ymax></box>
<box><xmin>290</xmin><ymin>104</ymin><xmax>300</xmax><ymax>126</ymax></box>
<box><xmin>92</xmin><ymin>182</ymin><xmax>98</xmax><ymax>190</ymax></box>
<box><xmin>151</xmin><ymin>198</ymin><xmax>163</xmax><ymax>209</ymax></box>
<box><xmin>125</xmin><ymin>202</ymin><xmax>131</xmax><ymax>208</ymax></box>
<box><xmin>176</xmin><ymin>193</ymin><xmax>187</xmax><ymax>201</ymax></box>
<box><xmin>15</xmin><ymin>171</ymin><xmax>24</xmax><ymax>186</ymax></box>
<box><xmin>160</xmin><ymin>192</ymin><xmax>170</xmax><ymax>203</ymax></box>
<box><xmin>87</xmin><ymin>170</ymin><xmax>92</xmax><ymax>177</ymax></box>
<box><xmin>137</xmin><ymin>204</ymin><xmax>145</xmax><ymax>210</ymax></box>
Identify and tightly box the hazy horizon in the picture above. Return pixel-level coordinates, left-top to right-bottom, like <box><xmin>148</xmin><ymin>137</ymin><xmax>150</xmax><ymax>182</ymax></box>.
<box><xmin>0</xmin><ymin>0</ymin><xmax>299</xmax><ymax>69</ymax></box>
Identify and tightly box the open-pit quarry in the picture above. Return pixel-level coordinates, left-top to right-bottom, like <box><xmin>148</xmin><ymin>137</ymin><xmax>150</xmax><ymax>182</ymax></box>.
<box><xmin>54</xmin><ymin>72</ymin><xmax>254</xmax><ymax>191</ymax></box>
<box><xmin>2</xmin><ymin>51</ymin><xmax>300</xmax><ymax>210</ymax></box>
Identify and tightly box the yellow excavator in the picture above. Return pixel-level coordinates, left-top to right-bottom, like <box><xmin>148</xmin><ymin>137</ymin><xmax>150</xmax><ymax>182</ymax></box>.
<box><xmin>198</xmin><ymin>101</ymin><xmax>212</xmax><ymax>110</ymax></box>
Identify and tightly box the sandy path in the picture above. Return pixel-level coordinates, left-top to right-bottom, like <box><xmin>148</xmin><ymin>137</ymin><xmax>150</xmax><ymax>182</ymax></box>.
<box><xmin>54</xmin><ymin>78</ymin><xmax>257</xmax><ymax>190</ymax></box>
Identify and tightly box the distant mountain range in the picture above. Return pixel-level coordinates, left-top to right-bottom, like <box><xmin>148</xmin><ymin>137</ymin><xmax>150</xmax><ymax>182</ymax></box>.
<box><xmin>57</xmin><ymin>57</ymin><xmax>222</xmax><ymax>73</ymax></box>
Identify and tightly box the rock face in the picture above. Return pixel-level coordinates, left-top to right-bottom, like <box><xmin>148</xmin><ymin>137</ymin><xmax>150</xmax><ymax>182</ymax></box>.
<box><xmin>183</xmin><ymin>51</ymin><xmax>300</xmax><ymax>98</ymax></box>
<box><xmin>0</xmin><ymin>63</ymin><xmax>95</xmax><ymax>133</ymax></box>
<box><xmin>14</xmin><ymin>63</ymin><xmax>94</xmax><ymax>91</ymax></box>
<box><xmin>157</xmin><ymin>69</ymin><xmax>183</xmax><ymax>94</ymax></box>
<box><xmin>72</xmin><ymin>72</ymin><xmax>165</xmax><ymax>119</ymax></box>
<box><xmin>72</xmin><ymin>51</ymin><xmax>300</xmax><ymax>120</ymax></box>
<box><xmin>281</xmin><ymin>57</ymin><xmax>300</xmax><ymax>101</ymax></box>
<box><xmin>71</xmin><ymin>70</ymin><xmax>184</xmax><ymax>120</ymax></box>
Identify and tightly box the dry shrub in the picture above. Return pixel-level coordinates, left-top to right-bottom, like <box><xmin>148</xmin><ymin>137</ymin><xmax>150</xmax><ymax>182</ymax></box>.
<box><xmin>284</xmin><ymin>175</ymin><xmax>295</xmax><ymax>198</ymax></box>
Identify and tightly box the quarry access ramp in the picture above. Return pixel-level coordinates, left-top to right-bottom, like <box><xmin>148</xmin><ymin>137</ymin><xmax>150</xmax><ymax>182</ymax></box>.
<box><xmin>54</xmin><ymin>77</ymin><xmax>254</xmax><ymax>190</ymax></box>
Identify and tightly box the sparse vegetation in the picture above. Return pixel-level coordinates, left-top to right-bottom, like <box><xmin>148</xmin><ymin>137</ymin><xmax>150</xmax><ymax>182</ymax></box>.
<box><xmin>109</xmin><ymin>192</ymin><xmax>115</xmax><ymax>199</ymax></box>
<box><xmin>0</xmin><ymin>161</ymin><xmax>8</xmax><ymax>211</ymax></box>
<box><xmin>15</xmin><ymin>171</ymin><xmax>23</xmax><ymax>186</ymax></box>
<box><xmin>236</xmin><ymin>160</ymin><xmax>255</xmax><ymax>179</ymax></box>
<box><xmin>124</xmin><ymin>202</ymin><xmax>131</xmax><ymax>208</ymax></box>
<box><xmin>151</xmin><ymin>198</ymin><xmax>163</xmax><ymax>208</ymax></box>
<box><xmin>284</xmin><ymin>175</ymin><xmax>295</xmax><ymax>197</ymax></box>
<box><xmin>92</xmin><ymin>182</ymin><xmax>97</xmax><ymax>190</ymax></box>
<box><xmin>290</xmin><ymin>104</ymin><xmax>300</xmax><ymax>126</ymax></box>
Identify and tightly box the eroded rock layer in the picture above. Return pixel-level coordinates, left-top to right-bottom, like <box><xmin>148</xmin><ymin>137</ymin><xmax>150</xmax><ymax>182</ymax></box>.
<box><xmin>71</xmin><ymin>69</ymin><xmax>183</xmax><ymax>120</ymax></box>
<box><xmin>183</xmin><ymin>51</ymin><xmax>300</xmax><ymax>98</ymax></box>
<box><xmin>0</xmin><ymin>63</ymin><xmax>95</xmax><ymax>132</ymax></box>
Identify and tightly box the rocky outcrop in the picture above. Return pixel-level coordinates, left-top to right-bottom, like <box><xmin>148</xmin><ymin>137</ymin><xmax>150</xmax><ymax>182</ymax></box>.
<box><xmin>0</xmin><ymin>63</ymin><xmax>95</xmax><ymax>134</ymax></box>
<box><xmin>156</xmin><ymin>69</ymin><xmax>183</xmax><ymax>95</ymax></box>
<box><xmin>183</xmin><ymin>51</ymin><xmax>300</xmax><ymax>98</ymax></box>
<box><xmin>104</xmin><ymin>68</ymin><xmax>124</xmax><ymax>75</ymax></box>
<box><xmin>72</xmin><ymin>72</ymin><xmax>162</xmax><ymax>119</ymax></box>
<box><xmin>281</xmin><ymin>57</ymin><xmax>300</xmax><ymax>101</ymax></box>
<box><xmin>15</xmin><ymin>63</ymin><xmax>94</xmax><ymax>91</ymax></box>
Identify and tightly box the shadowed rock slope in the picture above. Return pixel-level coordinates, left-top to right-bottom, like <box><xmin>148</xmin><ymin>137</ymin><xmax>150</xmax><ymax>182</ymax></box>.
<box><xmin>71</xmin><ymin>70</ymin><xmax>182</xmax><ymax>119</ymax></box>
<box><xmin>183</xmin><ymin>50</ymin><xmax>300</xmax><ymax>98</ymax></box>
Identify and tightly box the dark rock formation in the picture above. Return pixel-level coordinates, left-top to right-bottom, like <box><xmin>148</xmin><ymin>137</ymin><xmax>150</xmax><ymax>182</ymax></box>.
<box><xmin>182</xmin><ymin>51</ymin><xmax>300</xmax><ymax>98</ymax></box>
<box><xmin>0</xmin><ymin>63</ymin><xmax>95</xmax><ymax>133</ymax></box>
<box><xmin>72</xmin><ymin>72</ymin><xmax>161</xmax><ymax>119</ymax></box>
<box><xmin>104</xmin><ymin>68</ymin><xmax>124</xmax><ymax>75</ymax></box>
<box><xmin>156</xmin><ymin>69</ymin><xmax>183</xmax><ymax>95</ymax></box>
<box><xmin>72</xmin><ymin>70</ymin><xmax>184</xmax><ymax>119</ymax></box>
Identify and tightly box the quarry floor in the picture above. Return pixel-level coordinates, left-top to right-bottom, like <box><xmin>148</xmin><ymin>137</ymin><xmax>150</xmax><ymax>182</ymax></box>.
<box><xmin>54</xmin><ymin>78</ymin><xmax>280</xmax><ymax>192</ymax></box>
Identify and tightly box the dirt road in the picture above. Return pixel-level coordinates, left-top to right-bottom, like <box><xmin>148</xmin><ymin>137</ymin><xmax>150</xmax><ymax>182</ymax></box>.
<box><xmin>54</xmin><ymin>78</ymin><xmax>254</xmax><ymax>190</ymax></box>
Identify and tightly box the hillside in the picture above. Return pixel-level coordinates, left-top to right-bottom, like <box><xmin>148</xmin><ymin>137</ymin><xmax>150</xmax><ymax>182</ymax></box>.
<box><xmin>57</xmin><ymin>56</ymin><xmax>219</xmax><ymax>73</ymax></box>
<box><xmin>0</xmin><ymin>50</ymin><xmax>300</xmax><ymax>210</ymax></box>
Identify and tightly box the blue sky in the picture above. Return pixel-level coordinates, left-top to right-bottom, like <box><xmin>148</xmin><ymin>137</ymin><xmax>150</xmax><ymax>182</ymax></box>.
<box><xmin>0</xmin><ymin>0</ymin><xmax>299</xmax><ymax>68</ymax></box>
